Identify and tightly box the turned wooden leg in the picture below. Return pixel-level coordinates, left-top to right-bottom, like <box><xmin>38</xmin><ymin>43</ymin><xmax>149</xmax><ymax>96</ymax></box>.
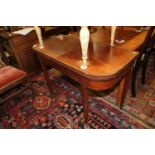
<box><xmin>116</xmin><ymin>70</ymin><xmax>131</xmax><ymax>109</ymax></box>
<box><xmin>37</xmin><ymin>55</ymin><xmax>53</xmax><ymax>95</ymax></box>
<box><xmin>81</xmin><ymin>84</ymin><xmax>89</xmax><ymax>124</ymax></box>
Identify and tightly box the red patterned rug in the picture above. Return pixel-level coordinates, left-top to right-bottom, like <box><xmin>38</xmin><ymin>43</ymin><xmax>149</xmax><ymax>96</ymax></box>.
<box><xmin>94</xmin><ymin>55</ymin><xmax>155</xmax><ymax>128</ymax></box>
<box><xmin>0</xmin><ymin>69</ymin><xmax>149</xmax><ymax>129</ymax></box>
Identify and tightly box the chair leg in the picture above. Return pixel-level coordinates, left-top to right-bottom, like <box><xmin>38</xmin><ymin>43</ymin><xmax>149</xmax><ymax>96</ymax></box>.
<box><xmin>141</xmin><ymin>52</ymin><xmax>151</xmax><ymax>85</ymax></box>
<box><xmin>26</xmin><ymin>76</ymin><xmax>36</xmax><ymax>98</ymax></box>
<box><xmin>131</xmin><ymin>56</ymin><xmax>142</xmax><ymax>97</ymax></box>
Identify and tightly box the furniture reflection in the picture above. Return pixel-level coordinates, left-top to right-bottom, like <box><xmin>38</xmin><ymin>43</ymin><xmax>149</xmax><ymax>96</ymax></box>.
<box><xmin>0</xmin><ymin>66</ymin><xmax>35</xmax><ymax>104</ymax></box>
<box><xmin>110</xmin><ymin>26</ymin><xmax>146</xmax><ymax>46</ymax></box>
<box><xmin>41</xmin><ymin>26</ymin><xmax>71</xmax><ymax>38</ymax></box>
<box><xmin>0</xmin><ymin>29</ymin><xmax>40</xmax><ymax>75</ymax></box>
<box><xmin>33</xmin><ymin>35</ymin><xmax>138</xmax><ymax>124</ymax></box>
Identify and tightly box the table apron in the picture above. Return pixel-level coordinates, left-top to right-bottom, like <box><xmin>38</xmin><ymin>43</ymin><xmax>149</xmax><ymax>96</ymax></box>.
<box><xmin>40</xmin><ymin>55</ymin><xmax>131</xmax><ymax>91</ymax></box>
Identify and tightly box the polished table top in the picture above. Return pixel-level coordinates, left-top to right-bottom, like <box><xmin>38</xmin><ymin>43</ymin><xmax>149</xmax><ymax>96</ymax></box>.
<box><xmin>33</xmin><ymin>34</ymin><xmax>138</xmax><ymax>81</ymax></box>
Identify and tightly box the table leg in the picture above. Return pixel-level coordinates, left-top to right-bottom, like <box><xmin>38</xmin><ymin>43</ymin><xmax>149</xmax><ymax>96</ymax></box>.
<box><xmin>37</xmin><ymin>55</ymin><xmax>53</xmax><ymax>95</ymax></box>
<box><xmin>81</xmin><ymin>84</ymin><xmax>89</xmax><ymax>125</ymax></box>
<box><xmin>116</xmin><ymin>69</ymin><xmax>131</xmax><ymax>109</ymax></box>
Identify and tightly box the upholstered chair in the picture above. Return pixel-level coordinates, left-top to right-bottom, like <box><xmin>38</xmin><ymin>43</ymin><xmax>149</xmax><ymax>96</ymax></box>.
<box><xmin>0</xmin><ymin>65</ymin><xmax>35</xmax><ymax>104</ymax></box>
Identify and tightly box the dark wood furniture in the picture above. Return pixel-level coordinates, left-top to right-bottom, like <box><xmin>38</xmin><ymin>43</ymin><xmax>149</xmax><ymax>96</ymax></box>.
<box><xmin>126</xmin><ymin>26</ymin><xmax>155</xmax><ymax>96</ymax></box>
<box><xmin>0</xmin><ymin>30</ymin><xmax>40</xmax><ymax>75</ymax></box>
<box><xmin>140</xmin><ymin>27</ymin><xmax>155</xmax><ymax>85</ymax></box>
<box><xmin>0</xmin><ymin>65</ymin><xmax>35</xmax><ymax>104</ymax></box>
<box><xmin>33</xmin><ymin>35</ymin><xmax>138</xmax><ymax>124</ymax></box>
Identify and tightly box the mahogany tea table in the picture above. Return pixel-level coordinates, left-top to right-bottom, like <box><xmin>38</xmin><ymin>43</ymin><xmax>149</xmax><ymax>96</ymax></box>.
<box><xmin>33</xmin><ymin>35</ymin><xmax>138</xmax><ymax>124</ymax></box>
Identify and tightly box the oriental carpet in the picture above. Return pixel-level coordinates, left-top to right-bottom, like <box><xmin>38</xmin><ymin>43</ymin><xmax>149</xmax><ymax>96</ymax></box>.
<box><xmin>0</xmin><ymin>68</ymin><xmax>152</xmax><ymax>129</ymax></box>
